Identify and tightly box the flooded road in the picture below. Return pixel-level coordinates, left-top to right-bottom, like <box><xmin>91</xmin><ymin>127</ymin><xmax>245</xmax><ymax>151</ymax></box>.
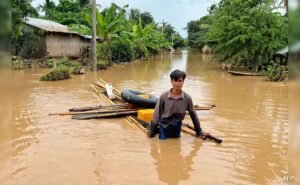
<box><xmin>0</xmin><ymin>50</ymin><xmax>288</xmax><ymax>185</ymax></box>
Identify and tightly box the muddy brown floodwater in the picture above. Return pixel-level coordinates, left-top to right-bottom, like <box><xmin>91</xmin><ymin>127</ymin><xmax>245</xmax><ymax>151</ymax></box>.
<box><xmin>0</xmin><ymin>50</ymin><xmax>288</xmax><ymax>185</ymax></box>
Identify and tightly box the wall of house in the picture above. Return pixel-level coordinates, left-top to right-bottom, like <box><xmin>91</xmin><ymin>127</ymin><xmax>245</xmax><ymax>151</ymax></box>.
<box><xmin>46</xmin><ymin>33</ymin><xmax>90</xmax><ymax>58</ymax></box>
<box><xmin>20</xmin><ymin>25</ymin><xmax>47</xmax><ymax>58</ymax></box>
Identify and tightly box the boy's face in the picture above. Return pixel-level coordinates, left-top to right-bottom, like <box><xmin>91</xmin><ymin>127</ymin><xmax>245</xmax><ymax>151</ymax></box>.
<box><xmin>171</xmin><ymin>77</ymin><xmax>184</xmax><ymax>91</ymax></box>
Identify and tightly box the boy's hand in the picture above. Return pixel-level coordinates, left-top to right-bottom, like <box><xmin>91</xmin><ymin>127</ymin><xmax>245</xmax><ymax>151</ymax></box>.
<box><xmin>197</xmin><ymin>132</ymin><xmax>210</xmax><ymax>140</ymax></box>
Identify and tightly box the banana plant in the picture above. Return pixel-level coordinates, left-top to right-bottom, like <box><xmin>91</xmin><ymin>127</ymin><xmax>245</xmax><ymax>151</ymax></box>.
<box><xmin>129</xmin><ymin>22</ymin><xmax>166</xmax><ymax>57</ymax></box>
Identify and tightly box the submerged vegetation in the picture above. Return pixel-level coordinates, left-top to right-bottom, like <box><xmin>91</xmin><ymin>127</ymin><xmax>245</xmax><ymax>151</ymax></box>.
<box><xmin>187</xmin><ymin>0</ymin><xmax>288</xmax><ymax>81</ymax></box>
<box><xmin>40</xmin><ymin>67</ymin><xmax>71</xmax><ymax>81</ymax></box>
<box><xmin>40</xmin><ymin>57</ymin><xmax>86</xmax><ymax>81</ymax></box>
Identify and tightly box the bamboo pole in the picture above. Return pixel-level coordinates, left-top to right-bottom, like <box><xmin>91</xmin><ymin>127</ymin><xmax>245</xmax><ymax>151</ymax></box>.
<box><xmin>90</xmin><ymin>84</ymin><xmax>108</xmax><ymax>103</ymax></box>
<box><xmin>127</xmin><ymin>116</ymin><xmax>147</xmax><ymax>133</ymax></box>
<box><xmin>181</xmin><ymin>126</ymin><xmax>197</xmax><ymax>136</ymax></box>
<box><xmin>94</xmin><ymin>80</ymin><xmax>121</xmax><ymax>96</ymax></box>
<box><xmin>123</xmin><ymin>117</ymin><xmax>136</xmax><ymax>129</ymax></box>
<box><xmin>68</xmin><ymin>103</ymin><xmax>128</xmax><ymax>112</ymax></box>
<box><xmin>183</xmin><ymin>123</ymin><xmax>222</xmax><ymax>143</ymax></box>
<box><xmin>72</xmin><ymin>110</ymin><xmax>138</xmax><ymax>120</ymax></box>
<box><xmin>91</xmin><ymin>81</ymin><xmax>139</xmax><ymax>129</ymax></box>
<box><xmin>50</xmin><ymin>108</ymin><xmax>142</xmax><ymax>116</ymax></box>
<box><xmin>95</xmin><ymin>79</ymin><xmax>140</xmax><ymax>130</ymax></box>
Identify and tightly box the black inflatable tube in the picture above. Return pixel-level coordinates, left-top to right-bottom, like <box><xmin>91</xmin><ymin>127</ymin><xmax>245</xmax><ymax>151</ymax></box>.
<box><xmin>121</xmin><ymin>89</ymin><xmax>158</xmax><ymax>108</ymax></box>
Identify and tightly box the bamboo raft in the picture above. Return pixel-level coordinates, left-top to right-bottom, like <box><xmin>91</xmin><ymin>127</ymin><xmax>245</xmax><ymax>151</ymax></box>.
<box><xmin>88</xmin><ymin>79</ymin><xmax>217</xmax><ymax>139</ymax></box>
<box><xmin>49</xmin><ymin>78</ymin><xmax>221</xmax><ymax>143</ymax></box>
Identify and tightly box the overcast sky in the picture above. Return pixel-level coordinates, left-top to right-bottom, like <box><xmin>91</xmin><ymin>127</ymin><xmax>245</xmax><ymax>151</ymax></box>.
<box><xmin>31</xmin><ymin>0</ymin><xmax>217</xmax><ymax>38</ymax></box>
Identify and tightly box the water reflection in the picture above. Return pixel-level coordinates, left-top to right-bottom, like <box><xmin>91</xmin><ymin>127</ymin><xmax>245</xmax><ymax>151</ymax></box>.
<box><xmin>150</xmin><ymin>139</ymin><xmax>202</xmax><ymax>185</ymax></box>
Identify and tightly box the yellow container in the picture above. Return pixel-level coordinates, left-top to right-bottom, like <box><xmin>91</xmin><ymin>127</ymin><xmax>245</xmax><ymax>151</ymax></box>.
<box><xmin>137</xmin><ymin>109</ymin><xmax>154</xmax><ymax>123</ymax></box>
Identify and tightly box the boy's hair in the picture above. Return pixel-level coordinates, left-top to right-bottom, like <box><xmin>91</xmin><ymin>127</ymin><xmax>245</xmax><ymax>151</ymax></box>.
<box><xmin>170</xmin><ymin>69</ymin><xmax>186</xmax><ymax>81</ymax></box>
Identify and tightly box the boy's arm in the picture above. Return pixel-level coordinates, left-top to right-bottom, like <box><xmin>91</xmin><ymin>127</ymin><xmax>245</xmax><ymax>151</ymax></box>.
<box><xmin>148</xmin><ymin>96</ymin><xmax>163</xmax><ymax>137</ymax></box>
<box><xmin>187</xmin><ymin>97</ymin><xmax>203</xmax><ymax>136</ymax></box>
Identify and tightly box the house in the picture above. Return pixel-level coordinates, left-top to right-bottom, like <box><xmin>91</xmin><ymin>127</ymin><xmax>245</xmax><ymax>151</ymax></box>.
<box><xmin>21</xmin><ymin>17</ymin><xmax>94</xmax><ymax>58</ymax></box>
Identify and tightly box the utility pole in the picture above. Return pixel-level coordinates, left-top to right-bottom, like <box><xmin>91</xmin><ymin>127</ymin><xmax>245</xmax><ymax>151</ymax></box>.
<box><xmin>160</xmin><ymin>19</ymin><xmax>166</xmax><ymax>55</ymax></box>
<box><xmin>161</xmin><ymin>19</ymin><xmax>165</xmax><ymax>34</ymax></box>
<box><xmin>91</xmin><ymin>0</ymin><xmax>97</xmax><ymax>71</ymax></box>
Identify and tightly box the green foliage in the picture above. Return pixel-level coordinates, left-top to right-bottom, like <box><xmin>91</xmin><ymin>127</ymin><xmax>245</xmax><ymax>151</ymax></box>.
<box><xmin>40</xmin><ymin>67</ymin><xmax>71</xmax><ymax>81</ymax></box>
<box><xmin>265</xmin><ymin>62</ymin><xmax>287</xmax><ymax>81</ymax></box>
<box><xmin>173</xmin><ymin>33</ymin><xmax>186</xmax><ymax>49</ymax></box>
<box><xmin>17</xmin><ymin>1</ymin><xmax>182</xmax><ymax>63</ymax></box>
<box><xmin>206</xmin><ymin>0</ymin><xmax>288</xmax><ymax>71</ymax></box>
<box><xmin>12</xmin><ymin>0</ymin><xmax>38</xmax><ymax>54</ymax></box>
<box><xmin>289</xmin><ymin>9</ymin><xmax>300</xmax><ymax>46</ymax></box>
<box><xmin>129</xmin><ymin>9</ymin><xmax>154</xmax><ymax>27</ymax></box>
<box><xmin>38</xmin><ymin>0</ymin><xmax>56</xmax><ymax>18</ymax></box>
<box><xmin>187</xmin><ymin>15</ymin><xmax>213</xmax><ymax>49</ymax></box>
<box><xmin>53</xmin><ymin>57</ymin><xmax>73</xmax><ymax>69</ymax></box>
<box><xmin>130</xmin><ymin>23</ymin><xmax>165</xmax><ymax>58</ymax></box>
<box><xmin>129</xmin><ymin>9</ymin><xmax>140</xmax><ymax>23</ymax></box>
<box><xmin>96</xmin><ymin>43</ymin><xmax>110</xmax><ymax>61</ymax></box>
<box><xmin>140</xmin><ymin>12</ymin><xmax>154</xmax><ymax>27</ymax></box>
<box><xmin>187</xmin><ymin>0</ymin><xmax>288</xmax><ymax>73</ymax></box>
<box><xmin>111</xmin><ymin>40</ymin><xmax>134</xmax><ymax>62</ymax></box>
<box><xmin>22</xmin><ymin>29</ymin><xmax>44</xmax><ymax>57</ymax></box>
<box><xmin>96</xmin><ymin>60</ymin><xmax>109</xmax><ymax>70</ymax></box>
<box><xmin>77</xmin><ymin>3</ymin><xmax>127</xmax><ymax>41</ymax></box>
<box><xmin>44</xmin><ymin>58</ymin><xmax>55</xmax><ymax>68</ymax></box>
<box><xmin>70</xmin><ymin>62</ymin><xmax>85</xmax><ymax>74</ymax></box>
<box><xmin>160</xmin><ymin>23</ymin><xmax>175</xmax><ymax>42</ymax></box>
<box><xmin>38</xmin><ymin>0</ymin><xmax>92</xmax><ymax>28</ymax></box>
<box><xmin>11</xmin><ymin>57</ymin><xmax>24</xmax><ymax>70</ymax></box>
<box><xmin>45</xmin><ymin>57</ymin><xmax>83</xmax><ymax>70</ymax></box>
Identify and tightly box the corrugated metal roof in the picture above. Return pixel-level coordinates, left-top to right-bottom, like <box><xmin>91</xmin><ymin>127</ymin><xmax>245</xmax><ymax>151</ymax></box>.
<box><xmin>23</xmin><ymin>17</ymin><xmax>101</xmax><ymax>41</ymax></box>
<box><xmin>23</xmin><ymin>17</ymin><xmax>72</xmax><ymax>33</ymax></box>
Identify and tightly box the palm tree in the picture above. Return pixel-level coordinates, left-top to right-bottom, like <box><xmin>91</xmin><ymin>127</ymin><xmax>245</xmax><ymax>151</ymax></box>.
<box><xmin>39</xmin><ymin>0</ymin><xmax>56</xmax><ymax>18</ymax></box>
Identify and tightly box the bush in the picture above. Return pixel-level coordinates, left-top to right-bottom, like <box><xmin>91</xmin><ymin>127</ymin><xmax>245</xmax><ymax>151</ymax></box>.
<box><xmin>97</xmin><ymin>60</ymin><xmax>109</xmax><ymax>70</ymax></box>
<box><xmin>11</xmin><ymin>56</ymin><xmax>24</xmax><ymax>70</ymax></box>
<box><xmin>44</xmin><ymin>58</ymin><xmax>55</xmax><ymax>68</ymax></box>
<box><xmin>40</xmin><ymin>67</ymin><xmax>71</xmax><ymax>81</ymax></box>
<box><xmin>97</xmin><ymin>43</ymin><xmax>110</xmax><ymax>61</ymax></box>
<box><xmin>56</xmin><ymin>57</ymin><xmax>73</xmax><ymax>68</ymax></box>
<box><xmin>265</xmin><ymin>63</ymin><xmax>287</xmax><ymax>81</ymax></box>
<box><xmin>111</xmin><ymin>40</ymin><xmax>134</xmax><ymax>62</ymax></box>
<box><xmin>44</xmin><ymin>57</ymin><xmax>73</xmax><ymax>69</ymax></box>
<box><xmin>71</xmin><ymin>62</ymin><xmax>85</xmax><ymax>74</ymax></box>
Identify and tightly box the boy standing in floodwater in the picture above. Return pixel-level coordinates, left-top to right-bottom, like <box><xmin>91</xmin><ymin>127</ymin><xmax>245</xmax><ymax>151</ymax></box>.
<box><xmin>148</xmin><ymin>69</ymin><xmax>206</xmax><ymax>140</ymax></box>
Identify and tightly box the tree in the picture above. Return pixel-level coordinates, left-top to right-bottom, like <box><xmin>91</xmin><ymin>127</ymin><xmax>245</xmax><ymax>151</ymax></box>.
<box><xmin>129</xmin><ymin>8</ymin><xmax>140</xmax><ymax>23</ymax></box>
<box><xmin>173</xmin><ymin>33</ymin><xmax>186</xmax><ymax>49</ymax></box>
<box><xmin>206</xmin><ymin>0</ymin><xmax>287</xmax><ymax>71</ymax></box>
<box><xmin>40</xmin><ymin>0</ymin><xmax>91</xmax><ymax>26</ymax></box>
<box><xmin>140</xmin><ymin>12</ymin><xmax>154</xmax><ymax>27</ymax></box>
<box><xmin>38</xmin><ymin>0</ymin><xmax>56</xmax><ymax>18</ymax></box>
<box><xmin>12</xmin><ymin>0</ymin><xmax>38</xmax><ymax>55</ymax></box>
<box><xmin>78</xmin><ymin>0</ymin><xmax>90</xmax><ymax>7</ymax></box>
<box><xmin>160</xmin><ymin>23</ymin><xmax>175</xmax><ymax>42</ymax></box>
<box><xmin>186</xmin><ymin>15</ymin><xmax>213</xmax><ymax>49</ymax></box>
